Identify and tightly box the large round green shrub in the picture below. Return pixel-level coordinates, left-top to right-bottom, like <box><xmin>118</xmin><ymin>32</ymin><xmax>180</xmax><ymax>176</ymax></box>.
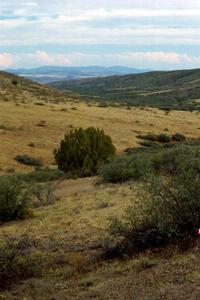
<box><xmin>54</xmin><ymin>127</ymin><xmax>116</xmax><ymax>176</ymax></box>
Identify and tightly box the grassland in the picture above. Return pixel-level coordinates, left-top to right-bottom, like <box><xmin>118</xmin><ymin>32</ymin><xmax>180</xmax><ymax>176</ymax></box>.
<box><xmin>0</xmin><ymin>100</ymin><xmax>200</xmax><ymax>173</ymax></box>
<box><xmin>51</xmin><ymin>68</ymin><xmax>200</xmax><ymax>110</ymax></box>
<box><xmin>1</xmin><ymin>72</ymin><xmax>200</xmax><ymax>299</ymax></box>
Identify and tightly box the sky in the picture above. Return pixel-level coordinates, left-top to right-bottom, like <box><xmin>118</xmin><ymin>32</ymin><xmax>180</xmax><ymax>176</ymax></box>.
<box><xmin>0</xmin><ymin>0</ymin><xmax>200</xmax><ymax>69</ymax></box>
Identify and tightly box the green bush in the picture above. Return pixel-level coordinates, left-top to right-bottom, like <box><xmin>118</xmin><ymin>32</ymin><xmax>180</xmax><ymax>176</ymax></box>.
<box><xmin>137</xmin><ymin>134</ymin><xmax>158</xmax><ymax>141</ymax></box>
<box><xmin>106</xmin><ymin>146</ymin><xmax>200</xmax><ymax>256</ymax></box>
<box><xmin>15</xmin><ymin>167</ymin><xmax>65</xmax><ymax>183</ymax></box>
<box><xmin>157</xmin><ymin>133</ymin><xmax>171</xmax><ymax>143</ymax></box>
<box><xmin>139</xmin><ymin>140</ymin><xmax>162</xmax><ymax>149</ymax></box>
<box><xmin>15</xmin><ymin>154</ymin><xmax>42</xmax><ymax>166</ymax></box>
<box><xmin>0</xmin><ymin>176</ymin><xmax>31</xmax><ymax>222</ymax></box>
<box><xmin>0</xmin><ymin>235</ymin><xmax>49</xmax><ymax>289</ymax></box>
<box><xmin>172</xmin><ymin>133</ymin><xmax>186</xmax><ymax>142</ymax></box>
<box><xmin>54</xmin><ymin>127</ymin><xmax>116</xmax><ymax>176</ymax></box>
<box><xmin>99</xmin><ymin>153</ymin><xmax>153</xmax><ymax>183</ymax></box>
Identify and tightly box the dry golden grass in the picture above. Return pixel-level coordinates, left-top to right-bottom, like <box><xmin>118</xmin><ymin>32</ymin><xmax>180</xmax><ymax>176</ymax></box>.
<box><xmin>0</xmin><ymin>100</ymin><xmax>199</xmax><ymax>173</ymax></box>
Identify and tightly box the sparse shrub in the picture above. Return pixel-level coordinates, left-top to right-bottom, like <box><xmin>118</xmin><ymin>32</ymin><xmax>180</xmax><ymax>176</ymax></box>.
<box><xmin>31</xmin><ymin>178</ymin><xmax>64</xmax><ymax>206</ymax></box>
<box><xmin>98</xmin><ymin>102</ymin><xmax>109</xmax><ymax>107</ymax></box>
<box><xmin>34</xmin><ymin>102</ymin><xmax>45</xmax><ymax>106</ymax></box>
<box><xmin>15</xmin><ymin>168</ymin><xmax>65</xmax><ymax>184</ymax></box>
<box><xmin>99</xmin><ymin>153</ymin><xmax>152</xmax><ymax>183</ymax></box>
<box><xmin>28</xmin><ymin>142</ymin><xmax>36</xmax><ymax>147</ymax></box>
<box><xmin>0</xmin><ymin>176</ymin><xmax>31</xmax><ymax>222</ymax></box>
<box><xmin>15</xmin><ymin>154</ymin><xmax>42</xmax><ymax>166</ymax></box>
<box><xmin>139</xmin><ymin>141</ymin><xmax>162</xmax><ymax>149</ymax></box>
<box><xmin>106</xmin><ymin>145</ymin><xmax>200</xmax><ymax>257</ymax></box>
<box><xmin>172</xmin><ymin>133</ymin><xmax>186</xmax><ymax>142</ymax></box>
<box><xmin>0</xmin><ymin>124</ymin><xmax>14</xmax><ymax>131</ymax></box>
<box><xmin>137</xmin><ymin>134</ymin><xmax>158</xmax><ymax>141</ymax></box>
<box><xmin>37</xmin><ymin>120</ymin><xmax>47</xmax><ymax>127</ymax></box>
<box><xmin>157</xmin><ymin>133</ymin><xmax>171</xmax><ymax>143</ymax></box>
<box><xmin>6</xmin><ymin>168</ymin><xmax>15</xmax><ymax>173</ymax></box>
<box><xmin>11</xmin><ymin>79</ymin><xmax>18</xmax><ymax>86</ymax></box>
<box><xmin>151</xmin><ymin>148</ymin><xmax>180</xmax><ymax>175</ymax></box>
<box><xmin>54</xmin><ymin>127</ymin><xmax>116</xmax><ymax>176</ymax></box>
<box><xmin>0</xmin><ymin>235</ymin><xmax>49</xmax><ymax>289</ymax></box>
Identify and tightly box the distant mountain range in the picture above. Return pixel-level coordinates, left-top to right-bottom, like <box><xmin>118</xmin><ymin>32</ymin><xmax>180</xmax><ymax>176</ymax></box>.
<box><xmin>6</xmin><ymin>66</ymin><xmax>149</xmax><ymax>84</ymax></box>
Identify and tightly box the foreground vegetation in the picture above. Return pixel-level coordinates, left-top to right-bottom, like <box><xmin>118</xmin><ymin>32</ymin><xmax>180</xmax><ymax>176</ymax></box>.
<box><xmin>105</xmin><ymin>144</ymin><xmax>200</xmax><ymax>257</ymax></box>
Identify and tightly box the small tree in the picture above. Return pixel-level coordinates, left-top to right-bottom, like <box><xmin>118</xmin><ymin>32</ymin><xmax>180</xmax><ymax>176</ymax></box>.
<box><xmin>54</xmin><ymin>127</ymin><xmax>116</xmax><ymax>176</ymax></box>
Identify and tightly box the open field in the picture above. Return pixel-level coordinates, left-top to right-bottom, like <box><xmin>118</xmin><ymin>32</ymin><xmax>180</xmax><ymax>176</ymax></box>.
<box><xmin>0</xmin><ymin>100</ymin><xmax>200</xmax><ymax>173</ymax></box>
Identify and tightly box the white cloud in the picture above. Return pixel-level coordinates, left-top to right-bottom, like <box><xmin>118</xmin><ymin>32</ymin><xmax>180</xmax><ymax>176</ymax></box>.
<box><xmin>116</xmin><ymin>52</ymin><xmax>200</xmax><ymax>66</ymax></box>
<box><xmin>9</xmin><ymin>51</ymin><xmax>200</xmax><ymax>69</ymax></box>
<box><xmin>35</xmin><ymin>50</ymin><xmax>53</xmax><ymax>63</ymax></box>
<box><xmin>0</xmin><ymin>53</ymin><xmax>13</xmax><ymax>67</ymax></box>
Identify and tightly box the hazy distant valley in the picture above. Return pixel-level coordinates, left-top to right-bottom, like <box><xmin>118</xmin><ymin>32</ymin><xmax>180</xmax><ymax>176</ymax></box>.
<box><xmin>7</xmin><ymin>65</ymin><xmax>149</xmax><ymax>83</ymax></box>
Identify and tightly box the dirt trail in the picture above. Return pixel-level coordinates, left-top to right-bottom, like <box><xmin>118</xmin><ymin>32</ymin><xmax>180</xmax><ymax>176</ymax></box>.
<box><xmin>55</xmin><ymin>176</ymin><xmax>98</xmax><ymax>198</ymax></box>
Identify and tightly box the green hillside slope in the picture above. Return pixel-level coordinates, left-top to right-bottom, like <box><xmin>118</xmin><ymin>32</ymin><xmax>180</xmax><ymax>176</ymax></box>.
<box><xmin>51</xmin><ymin>69</ymin><xmax>200</xmax><ymax>110</ymax></box>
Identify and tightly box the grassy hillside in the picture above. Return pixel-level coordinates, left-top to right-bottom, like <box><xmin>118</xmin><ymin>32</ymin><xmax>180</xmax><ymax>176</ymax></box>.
<box><xmin>51</xmin><ymin>68</ymin><xmax>200</xmax><ymax>110</ymax></box>
<box><xmin>0</xmin><ymin>100</ymin><xmax>199</xmax><ymax>173</ymax></box>
<box><xmin>0</xmin><ymin>71</ymin><xmax>80</xmax><ymax>103</ymax></box>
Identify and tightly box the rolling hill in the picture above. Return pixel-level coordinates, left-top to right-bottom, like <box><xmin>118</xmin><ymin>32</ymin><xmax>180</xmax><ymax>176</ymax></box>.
<box><xmin>51</xmin><ymin>68</ymin><xmax>200</xmax><ymax>110</ymax></box>
<box><xmin>0</xmin><ymin>71</ymin><xmax>81</xmax><ymax>103</ymax></box>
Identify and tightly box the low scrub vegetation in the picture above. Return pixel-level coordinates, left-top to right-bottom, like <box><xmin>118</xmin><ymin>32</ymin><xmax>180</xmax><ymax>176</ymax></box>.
<box><xmin>15</xmin><ymin>167</ymin><xmax>65</xmax><ymax>183</ymax></box>
<box><xmin>105</xmin><ymin>145</ymin><xmax>200</xmax><ymax>257</ymax></box>
<box><xmin>172</xmin><ymin>133</ymin><xmax>186</xmax><ymax>142</ymax></box>
<box><xmin>0</xmin><ymin>235</ymin><xmax>50</xmax><ymax>289</ymax></box>
<box><xmin>0</xmin><ymin>176</ymin><xmax>32</xmax><ymax>222</ymax></box>
<box><xmin>137</xmin><ymin>132</ymin><xmax>186</xmax><ymax>144</ymax></box>
<box><xmin>54</xmin><ymin>127</ymin><xmax>116</xmax><ymax>176</ymax></box>
<box><xmin>15</xmin><ymin>154</ymin><xmax>42</xmax><ymax>166</ymax></box>
<box><xmin>99</xmin><ymin>153</ymin><xmax>153</xmax><ymax>183</ymax></box>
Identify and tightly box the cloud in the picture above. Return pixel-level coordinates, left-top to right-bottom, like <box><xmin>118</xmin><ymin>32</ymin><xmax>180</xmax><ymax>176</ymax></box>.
<box><xmin>0</xmin><ymin>52</ymin><xmax>13</xmax><ymax>67</ymax></box>
<box><xmin>9</xmin><ymin>51</ymin><xmax>200</xmax><ymax>69</ymax></box>
<box><xmin>116</xmin><ymin>52</ymin><xmax>200</xmax><ymax>65</ymax></box>
<box><xmin>35</xmin><ymin>50</ymin><xmax>53</xmax><ymax>63</ymax></box>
